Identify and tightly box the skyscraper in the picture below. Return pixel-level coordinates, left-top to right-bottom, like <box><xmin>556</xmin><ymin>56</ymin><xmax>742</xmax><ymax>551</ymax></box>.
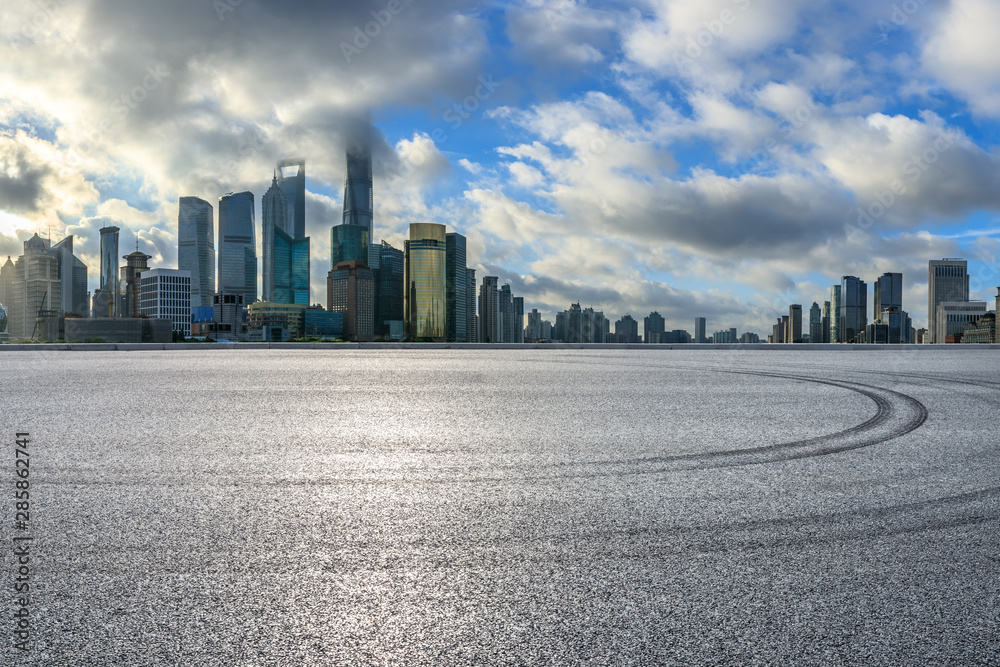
<box><xmin>512</xmin><ymin>296</ymin><xmax>524</xmax><ymax>343</ymax></box>
<box><xmin>615</xmin><ymin>315</ymin><xmax>640</xmax><ymax>343</ymax></box>
<box><xmin>50</xmin><ymin>236</ymin><xmax>88</xmax><ymax>317</ymax></box>
<box><xmin>809</xmin><ymin>302</ymin><xmax>822</xmax><ymax>344</ymax></box>
<box><xmin>327</xmin><ymin>260</ymin><xmax>374</xmax><ymax>341</ymax></box>
<box><xmin>330</xmin><ymin>224</ymin><xmax>369</xmax><ymax>267</ymax></box>
<box><xmin>445</xmin><ymin>232</ymin><xmax>468</xmax><ymax>342</ymax></box>
<box><xmin>178</xmin><ymin>197</ymin><xmax>215</xmax><ymax>308</ymax></box>
<box><xmin>499</xmin><ymin>283</ymin><xmax>513</xmax><ymax>342</ymax></box>
<box><xmin>375</xmin><ymin>241</ymin><xmax>404</xmax><ymax>338</ymax></box>
<box><xmin>217</xmin><ymin>191</ymin><xmax>257</xmax><ymax>305</ymax></box>
<box><xmin>465</xmin><ymin>268</ymin><xmax>476</xmax><ymax>343</ymax></box>
<box><xmin>788</xmin><ymin>304</ymin><xmax>802</xmax><ymax>343</ymax></box>
<box><xmin>874</xmin><ymin>272</ymin><xmax>903</xmax><ymax>318</ymax></box>
<box><xmin>95</xmin><ymin>225</ymin><xmax>121</xmax><ymax>317</ymax></box>
<box><xmin>139</xmin><ymin>268</ymin><xmax>192</xmax><ymax>334</ymax></box>
<box><xmin>840</xmin><ymin>276</ymin><xmax>868</xmax><ymax>343</ymax></box>
<box><xmin>644</xmin><ymin>312</ymin><xmax>665</xmax><ymax>342</ymax></box>
<box><xmin>404</xmin><ymin>223</ymin><xmax>446</xmax><ymax>340</ymax></box>
<box><xmin>694</xmin><ymin>317</ymin><xmax>706</xmax><ymax>343</ymax></box>
<box><xmin>3</xmin><ymin>235</ymin><xmax>61</xmax><ymax>339</ymax></box>
<box><xmin>120</xmin><ymin>246</ymin><xmax>151</xmax><ymax>318</ymax></box>
<box><xmin>822</xmin><ymin>300</ymin><xmax>831</xmax><ymax>343</ymax></box>
<box><xmin>829</xmin><ymin>284</ymin><xmax>842</xmax><ymax>343</ymax></box>
<box><xmin>276</xmin><ymin>159</ymin><xmax>306</xmax><ymax>240</ymax></box>
<box><xmin>928</xmin><ymin>259</ymin><xmax>969</xmax><ymax>343</ymax></box>
<box><xmin>262</xmin><ymin>168</ymin><xmax>309</xmax><ymax>305</ymax></box>
<box><xmin>478</xmin><ymin>276</ymin><xmax>500</xmax><ymax>343</ymax></box>
<box><xmin>343</xmin><ymin>139</ymin><xmax>374</xmax><ymax>242</ymax></box>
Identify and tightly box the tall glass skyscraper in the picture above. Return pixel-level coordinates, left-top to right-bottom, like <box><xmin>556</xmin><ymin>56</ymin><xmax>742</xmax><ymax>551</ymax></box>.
<box><xmin>404</xmin><ymin>223</ymin><xmax>446</xmax><ymax>340</ymax></box>
<box><xmin>874</xmin><ymin>272</ymin><xmax>903</xmax><ymax>318</ymax></box>
<box><xmin>376</xmin><ymin>241</ymin><xmax>404</xmax><ymax>337</ymax></box>
<box><xmin>829</xmin><ymin>285</ymin><xmax>841</xmax><ymax>343</ymax></box>
<box><xmin>445</xmin><ymin>232</ymin><xmax>467</xmax><ymax>342</ymax></box>
<box><xmin>50</xmin><ymin>235</ymin><xmax>88</xmax><ymax>317</ymax></box>
<box><xmin>465</xmin><ymin>268</ymin><xmax>477</xmax><ymax>342</ymax></box>
<box><xmin>330</xmin><ymin>225</ymin><xmax>370</xmax><ymax>268</ymax></box>
<box><xmin>263</xmin><ymin>165</ymin><xmax>309</xmax><ymax>305</ymax></box>
<box><xmin>218</xmin><ymin>191</ymin><xmax>257</xmax><ymax>305</ymax></box>
<box><xmin>478</xmin><ymin>276</ymin><xmax>500</xmax><ymax>343</ymax></box>
<box><xmin>178</xmin><ymin>197</ymin><xmax>215</xmax><ymax>308</ymax></box>
<box><xmin>276</xmin><ymin>159</ymin><xmax>306</xmax><ymax>240</ymax></box>
<box><xmin>343</xmin><ymin>138</ymin><xmax>374</xmax><ymax>241</ymax></box>
<box><xmin>840</xmin><ymin>276</ymin><xmax>868</xmax><ymax>343</ymax></box>
<box><xmin>95</xmin><ymin>225</ymin><xmax>120</xmax><ymax>317</ymax></box>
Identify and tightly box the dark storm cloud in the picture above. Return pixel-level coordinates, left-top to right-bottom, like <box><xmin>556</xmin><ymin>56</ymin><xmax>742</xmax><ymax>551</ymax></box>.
<box><xmin>0</xmin><ymin>141</ymin><xmax>50</xmax><ymax>213</ymax></box>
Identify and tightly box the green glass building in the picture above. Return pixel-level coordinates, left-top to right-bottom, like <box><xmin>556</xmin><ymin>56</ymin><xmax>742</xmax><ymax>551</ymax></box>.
<box><xmin>330</xmin><ymin>224</ymin><xmax>370</xmax><ymax>268</ymax></box>
<box><xmin>404</xmin><ymin>223</ymin><xmax>446</xmax><ymax>340</ymax></box>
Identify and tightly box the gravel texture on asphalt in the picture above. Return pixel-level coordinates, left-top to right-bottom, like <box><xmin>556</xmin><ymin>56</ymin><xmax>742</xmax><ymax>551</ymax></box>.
<box><xmin>1</xmin><ymin>349</ymin><xmax>998</xmax><ymax>665</ymax></box>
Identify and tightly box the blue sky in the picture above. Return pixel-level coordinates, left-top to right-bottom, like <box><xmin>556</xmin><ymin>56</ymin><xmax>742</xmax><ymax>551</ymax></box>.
<box><xmin>2</xmin><ymin>0</ymin><xmax>1000</xmax><ymax>335</ymax></box>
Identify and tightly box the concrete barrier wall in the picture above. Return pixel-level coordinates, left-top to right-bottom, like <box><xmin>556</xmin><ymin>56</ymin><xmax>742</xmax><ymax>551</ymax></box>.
<box><xmin>2</xmin><ymin>342</ymin><xmax>1000</xmax><ymax>352</ymax></box>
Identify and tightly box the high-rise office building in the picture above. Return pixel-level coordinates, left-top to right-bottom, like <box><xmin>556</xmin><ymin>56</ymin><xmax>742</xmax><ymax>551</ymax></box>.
<box><xmin>276</xmin><ymin>159</ymin><xmax>306</xmax><ymax>240</ymax></box>
<box><xmin>404</xmin><ymin>223</ymin><xmax>446</xmax><ymax>340</ymax></box>
<box><xmin>119</xmin><ymin>246</ymin><xmax>151</xmax><ymax>318</ymax></box>
<box><xmin>512</xmin><ymin>296</ymin><xmax>524</xmax><ymax>343</ymax></box>
<box><xmin>466</xmin><ymin>268</ymin><xmax>477</xmax><ymax>343</ymax></box>
<box><xmin>694</xmin><ymin>317</ymin><xmax>706</xmax><ymax>343</ymax></box>
<box><xmin>262</xmin><ymin>169</ymin><xmax>309</xmax><ymax>305</ymax></box>
<box><xmin>499</xmin><ymin>284</ymin><xmax>514</xmax><ymax>342</ymax></box>
<box><xmin>178</xmin><ymin>198</ymin><xmax>214</xmax><ymax>308</ymax></box>
<box><xmin>478</xmin><ymin>276</ymin><xmax>500</xmax><ymax>343</ymax></box>
<box><xmin>829</xmin><ymin>285</ymin><xmax>842</xmax><ymax>343</ymax></box>
<box><xmin>809</xmin><ymin>302</ymin><xmax>822</xmax><ymax>344</ymax></box>
<box><xmin>644</xmin><ymin>311</ymin><xmax>665</xmax><ymax>342</ymax></box>
<box><xmin>330</xmin><ymin>224</ymin><xmax>369</xmax><ymax>268</ymax></box>
<box><xmin>446</xmin><ymin>232</ymin><xmax>468</xmax><ymax>342</ymax></box>
<box><xmin>139</xmin><ymin>268</ymin><xmax>192</xmax><ymax>334</ymax></box>
<box><xmin>50</xmin><ymin>236</ymin><xmax>88</xmax><ymax>317</ymax></box>
<box><xmin>327</xmin><ymin>259</ymin><xmax>374</xmax><ymax>341</ymax></box>
<box><xmin>93</xmin><ymin>225</ymin><xmax>121</xmax><ymax>317</ymax></box>
<box><xmin>822</xmin><ymin>300</ymin><xmax>831</xmax><ymax>343</ymax></box>
<box><xmin>1</xmin><ymin>234</ymin><xmax>61</xmax><ymax>340</ymax></box>
<box><xmin>375</xmin><ymin>241</ymin><xmax>404</xmax><ymax>338</ymax></box>
<box><xmin>840</xmin><ymin>276</ymin><xmax>867</xmax><ymax>343</ymax></box>
<box><xmin>788</xmin><ymin>304</ymin><xmax>802</xmax><ymax>343</ymax></box>
<box><xmin>928</xmin><ymin>259</ymin><xmax>969</xmax><ymax>343</ymax></box>
<box><xmin>343</xmin><ymin>140</ymin><xmax>374</xmax><ymax>242</ymax></box>
<box><xmin>217</xmin><ymin>192</ymin><xmax>257</xmax><ymax>305</ymax></box>
<box><xmin>874</xmin><ymin>272</ymin><xmax>903</xmax><ymax>319</ymax></box>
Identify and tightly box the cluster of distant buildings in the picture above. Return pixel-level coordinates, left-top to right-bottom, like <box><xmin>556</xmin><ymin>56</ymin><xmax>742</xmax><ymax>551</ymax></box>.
<box><xmin>0</xmin><ymin>143</ymin><xmax>531</xmax><ymax>344</ymax></box>
<box><xmin>1</xmin><ymin>142</ymin><xmax>997</xmax><ymax>347</ymax></box>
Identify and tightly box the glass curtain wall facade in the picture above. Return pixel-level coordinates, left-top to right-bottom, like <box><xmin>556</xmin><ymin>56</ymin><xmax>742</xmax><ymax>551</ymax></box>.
<box><xmin>840</xmin><ymin>276</ymin><xmax>868</xmax><ymax>343</ymax></box>
<box><xmin>478</xmin><ymin>276</ymin><xmax>500</xmax><ymax>343</ymax></box>
<box><xmin>446</xmin><ymin>232</ymin><xmax>467</xmax><ymax>342</ymax></box>
<box><xmin>178</xmin><ymin>197</ymin><xmax>214</xmax><ymax>308</ymax></box>
<box><xmin>376</xmin><ymin>241</ymin><xmax>404</xmax><ymax>337</ymax></box>
<box><xmin>273</xmin><ymin>228</ymin><xmax>310</xmax><ymax>305</ymax></box>
<box><xmin>276</xmin><ymin>159</ymin><xmax>306</xmax><ymax>240</ymax></box>
<box><xmin>330</xmin><ymin>225</ymin><xmax>370</xmax><ymax>268</ymax></box>
<box><xmin>261</xmin><ymin>173</ymin><xmax>288</xmax><ymax>303</ymax></box>
<box><xmin>829</xmin><ymin>285</ymin><xmax>842</xmax><ymax>343</ymax></box>
<box><xmin>465</xmin><ymin>268</ymin><xmax>476</xmax><ymax>342</ymax></box>
<box><xmin>96</xmin><ymin>225</ymin><xmax>120</xmax><ymax>317</ymax></box>
<box><xmin>404</xmin><ymin>223</ymin><xmax>446</xmax><ymax>340</ymax></box>
<box><xmin>343</xmin><ymin>144</ymin><xmax>374</xmax><ymax>241</ymax></box>
<box><xmin>218</xmin><ymin>191</ymin><xmax>257</xmax><ymax>305</ymax></box>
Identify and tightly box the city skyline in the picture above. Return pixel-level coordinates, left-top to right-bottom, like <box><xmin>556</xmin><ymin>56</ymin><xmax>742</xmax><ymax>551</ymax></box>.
<box><xmin>3</xmin><ymin>2</ymin><xmax>1000</xmax><ymax>334</ymax></box>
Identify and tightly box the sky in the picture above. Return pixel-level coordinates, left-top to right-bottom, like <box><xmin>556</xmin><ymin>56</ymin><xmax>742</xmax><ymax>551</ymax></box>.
<box><xmin>2</xmin><ymin>0</ymin><xmax>1000</xmax><ymax>336</ymax></box>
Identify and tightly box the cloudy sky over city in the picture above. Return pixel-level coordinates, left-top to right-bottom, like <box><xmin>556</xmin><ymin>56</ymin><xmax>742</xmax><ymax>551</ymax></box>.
<box><xmin>2</xmin><ymin>0</ymin><xmax>1000</xmax><ymax>333</ymax></box>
